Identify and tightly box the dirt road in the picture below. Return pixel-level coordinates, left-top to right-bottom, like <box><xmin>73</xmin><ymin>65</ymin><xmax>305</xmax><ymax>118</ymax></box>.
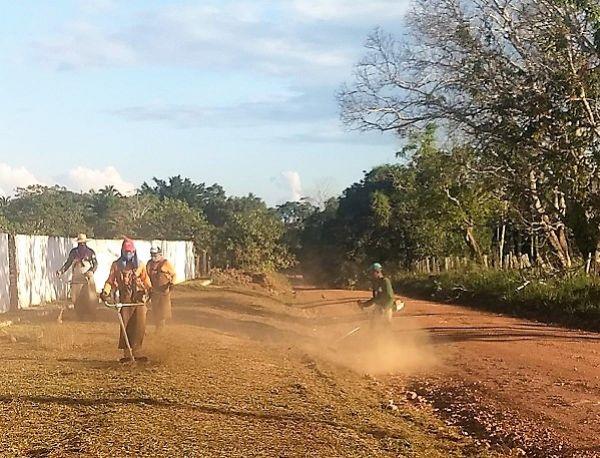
<box><xmin>294</xmin><ymin>288</ymin><xmax>600</xmax><ymax>457</ymax></box>
<box><xmin>1</xmin><ymin>283</ymin><xmax>599</xmax><ymax>457</ymax></box>
<box><xmin>398</xmin><ymin>298</ymin><xmax>600</xmax><ymax>457</ymax></box>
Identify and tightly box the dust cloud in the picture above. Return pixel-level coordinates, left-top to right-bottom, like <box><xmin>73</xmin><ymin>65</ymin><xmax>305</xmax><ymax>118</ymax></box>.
<box><xmin>301</xmin><ymin>312</ymin><xmax>439</xmax><ymax>376</ymax></box>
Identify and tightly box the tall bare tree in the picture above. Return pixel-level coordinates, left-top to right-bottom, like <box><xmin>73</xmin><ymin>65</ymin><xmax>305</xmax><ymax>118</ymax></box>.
<box><xmin>339</xmin><ymin>0</ymin><xmax>600</xmax><ymax>269</ymax></box>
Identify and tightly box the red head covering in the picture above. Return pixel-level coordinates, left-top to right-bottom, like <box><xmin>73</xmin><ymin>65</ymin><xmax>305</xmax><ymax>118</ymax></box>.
<box><xmin>122</xmin><ymin>239</ymin><xmax>135</xmax><ymax>252</ymax></box>
<box><xmin>118</xmin><ymin>238</ymin><xmax>139</xmax><ymax>269</ymax></box>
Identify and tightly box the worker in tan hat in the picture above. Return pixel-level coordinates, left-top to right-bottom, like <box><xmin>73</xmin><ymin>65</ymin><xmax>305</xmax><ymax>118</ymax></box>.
<box><xmin>56</xmin><ymin>233</ymin><xmax>99</xmax><ymax>319</ymax></box>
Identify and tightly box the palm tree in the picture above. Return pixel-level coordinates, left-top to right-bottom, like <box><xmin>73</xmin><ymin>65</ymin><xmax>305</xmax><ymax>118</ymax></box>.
<box><xmin>99</xmin><ymin>185</ymin><xmax>122</xmax><ymax>198</ymax></box>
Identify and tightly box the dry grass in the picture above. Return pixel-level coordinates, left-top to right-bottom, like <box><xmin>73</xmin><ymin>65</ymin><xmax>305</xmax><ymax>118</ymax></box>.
<box><xmin>0</xmin><ymin>285</ymin><xmax>507</xmax><ymax>457</ymax></box>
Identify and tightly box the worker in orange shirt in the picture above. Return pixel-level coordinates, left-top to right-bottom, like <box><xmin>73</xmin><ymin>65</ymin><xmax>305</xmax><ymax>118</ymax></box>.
<box><xmin>100</xmin><ymin>239</ymin><xmax>151</xmax><ymax>362</ymax></box>
<box><xmin>147</xmin><ymin>246</ymin><xmax>176</xmax><ymax>332</ymax></box>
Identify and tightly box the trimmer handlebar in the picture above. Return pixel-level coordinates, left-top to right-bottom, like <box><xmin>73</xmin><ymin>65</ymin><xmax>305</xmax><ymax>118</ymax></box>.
<box><xmin>102</xmin><ymin>300</ymin><xmax>146</xmax><ymax>310</ymax></box>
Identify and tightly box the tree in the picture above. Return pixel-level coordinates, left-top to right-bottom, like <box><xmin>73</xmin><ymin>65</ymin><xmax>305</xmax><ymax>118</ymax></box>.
<box><xmin>139</xmin><ymin>177</ymin><xmax>297</xmax><ymax>269</ymax></box>
<box><xmin>298</xmin><ymin>198</ymin><xmax>345</xmax><ymax>284</ymax></box>
<box><xmin>140</xmin><ymin>176</ymin><xmax>228</xmax><ymax>226</ymax></box>
<box><xmin>108</xmin><ymin>194</ymin><xmax>159</xmax><ymax>239</ymax></box>
<box><xmin>4</xmin><ymin>185</ymin><xmax>91</xmax><ymax>235</ymax></box>
<box><xmin>87</xmin><ymin>186</ymin><xmax>124</xmax><ymax>237</ymax></box>
<box><xmin>276</xmin><ymin>200</ymin><xmax>317</xmax><ymax>227</ymax></box>
<box><xmin>402</xmin><ymin>125</ymin><xmax>502</xmax><ymax>262</ymax></box>
<box><xmin>276</xmin><ymin>199</ymin><xmax>318</xmax><ymax>259</ymax></box>
<box><xmin>339</xmin><ymin>1</ymin><xmax>600</xmax><ymax>268</ymax></box>
<box><xmin>140</xmin><ymin>176</ymin><xmax>202</xmax><ymax>207</ymax></box>
<box><xmin>137</xmin><ymin>198</ymin><xmax>213</xmax><ymax>251</ymax></box>
<box><xmin>216</xmin><ymin>205</ymin><xmax>295</xmax><ymax>271</ymax></box>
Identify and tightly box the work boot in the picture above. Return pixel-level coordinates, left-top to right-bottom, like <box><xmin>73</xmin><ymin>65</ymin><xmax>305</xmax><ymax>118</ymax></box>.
<box><xmin>132</xmin><ymin>349</ymin><xmax>148</xmax><ymax>363</ymax></box>
<box><xmin>119</xmin><ymin>350</ymin><xmax>132</xmax><ymax>363</ymax></box>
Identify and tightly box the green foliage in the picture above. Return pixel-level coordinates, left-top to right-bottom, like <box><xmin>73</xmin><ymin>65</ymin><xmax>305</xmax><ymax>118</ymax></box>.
<box><xmin>340</xmin><ymin>1</ymin><xmax>600</xmax><ymax>270</ymax></box>
<box><xmin>1</xmin><ymin>177</ymin><xmax>296</xmax><ymax>272</ymax></box>
<box><xmin>297</xmin><ymin>198</ymin><xmax>344</xmax><ymax>284</ymax></box>
<box><xmin>137</xmin><ymin>198</ymin><xmax>213</xmax><ymax>250</ymax></box>
<box><xmin>276</xmin><ymin>200</ymin><xmax>317</xmax><ymax>228</ymax></box>
<box><xmin>276</xmin><ymin>200</ymin><xmax>318</xmax><ymax>260</ymax></box>
<box><xmin>299</xmin><ymin>127</ymin><xmax>502</xmax><ymax>286</ymax></box>
<box><xmin>4</xmin><ymin>185</ymin><xmax>92</xmax><ymax>236</ymax></box>
<box><xmin>394</xmin><ymin>270</ymin><xmax>600</xmax><ymax>330</ymax></box>
<box><xmin>86</xmin><ymin>186</ymin><xmax>126</xmax><ymax>237</ymax></box>
<box><xmin>102</xmin><ymin>194</ymin><xmax>159</xmax><ymax>239</ymax></box>
<box><xmin>216</xmin><ymin>206</ymin><xmax>295</xmax><ymax>271</ymax></box>
<box><xmin>140</xmin><ymin>176</ymin><xmax>228</xmax><ymax>226</ymax></box>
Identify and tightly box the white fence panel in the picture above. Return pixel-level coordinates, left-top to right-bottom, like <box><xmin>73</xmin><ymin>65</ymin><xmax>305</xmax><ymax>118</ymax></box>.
<box><xmin>0</xmin><ymin>234</ymin><xmax>9</xmax><ymax>313</ymax></box>
<box><xmin>15</xmin><ymin>235</ymin><xmax>73</xmax><ymax>308</ymax></box>
<box><xmin>159</xmin><ymin>240</ymin><xmax>192</xmax><ymax>284</ymax></box>
<box><xmin>186</xmin><ymin>241</ymin><xmax>196</xmax><ymax>280</ymax></box>
<box><xmin>11</xmin><ymin>235</ymin><xmax>196</xmax><ymax>309</ymax></box>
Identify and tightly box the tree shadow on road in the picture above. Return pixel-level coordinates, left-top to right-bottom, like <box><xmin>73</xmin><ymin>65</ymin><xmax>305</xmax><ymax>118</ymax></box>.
<box><xmin>174</xmin><ymin>307</ymin><xmax>308</xmax><ymax>345</ymax></box>
<box><xmin>414</xmin><ymin>325</ymin><xmax>600</xmax><ymax>345</ymax></box>
<box><xmin>0</xmin><ymin>394</ymin><xmax>406</xmax><ymax>441</ymax></box>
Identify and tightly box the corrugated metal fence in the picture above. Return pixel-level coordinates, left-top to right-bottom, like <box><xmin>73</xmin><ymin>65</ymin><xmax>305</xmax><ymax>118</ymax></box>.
<box><xmin>0</xmin><ymin>234</ymin><xmax>196</xmax><ymax>313</ymax></box>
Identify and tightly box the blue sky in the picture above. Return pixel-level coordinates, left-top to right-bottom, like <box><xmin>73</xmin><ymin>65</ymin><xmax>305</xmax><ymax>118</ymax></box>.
<box><xmin>0</xmin><ymin>0</ymin><xmax>410</xmax><ymax>205</ymax></box>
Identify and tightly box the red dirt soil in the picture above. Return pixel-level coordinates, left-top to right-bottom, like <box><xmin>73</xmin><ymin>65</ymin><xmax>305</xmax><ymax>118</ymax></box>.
<box><xmin>294</xmin><ymin>288</ymin><xmax>600</xmax><ymax>457</ymax></box>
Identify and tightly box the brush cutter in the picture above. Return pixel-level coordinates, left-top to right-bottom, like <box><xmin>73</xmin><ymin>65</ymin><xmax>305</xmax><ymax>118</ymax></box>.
<box><xmin>327</xmin><ymin>326</ymin><xmax>362</xmax><ymax>352</ymax></box>
<box><xmin>357</xmin><ymin>299</ymin><xmax>406</xmax><ymax>312</ymax></box>
<box><xmin>334</xmin><ymin>326</ymin><xmax>362</xmax><ymax>344</ymax></box>
<box><xmin>394</xmin><ymin>299</ymin><xmax>405</xmax><ymax>312</ymax></box>
<box><xmin>102</xmin><ymin>300</ymin><xmax>145</xmax><ymax>363</ymax></box>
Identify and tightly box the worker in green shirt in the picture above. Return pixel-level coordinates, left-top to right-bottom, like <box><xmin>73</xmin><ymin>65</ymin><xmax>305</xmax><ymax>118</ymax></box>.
<box><xmin>358</xmin><ymin>262</ymin><xmax>395</xmax><ymax>329</ymax></box>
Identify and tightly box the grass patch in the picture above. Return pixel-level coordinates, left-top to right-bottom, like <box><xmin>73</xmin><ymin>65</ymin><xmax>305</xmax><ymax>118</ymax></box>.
<box><xmin>394</xmin><ymin>270</ymin><xmax>600</xmax><ymax>330</ymax></box>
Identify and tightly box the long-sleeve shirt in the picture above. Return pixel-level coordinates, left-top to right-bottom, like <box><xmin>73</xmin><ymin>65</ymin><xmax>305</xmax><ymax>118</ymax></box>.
<box><xmin>146</xmin><ymin>258</ymin><xmax>176</xmax><ymax>292</ymax></box>
<box><xmin>103</xmin><ymin>261</ymin><xmax>151</xmax><ymax>304</ymax></box>
<box><xmin>58</xmin><ymin>246</ymin><xmax>98</xmax><ymax>276</ymax></box>
<box><xmin>365</xmin><ymin>277</ymin><xmax>395</xmax><ymax>309</ymax></box>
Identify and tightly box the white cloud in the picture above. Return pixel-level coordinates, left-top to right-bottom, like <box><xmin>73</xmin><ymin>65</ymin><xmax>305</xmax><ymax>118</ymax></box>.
<box><xmin>34</xmin><ymin>23</ymin><xmax>136</xmax><ymax>70</ymax></box>
<box><xmin>78</xmin><ymin>0</ymin><xmax>116</xmax><ymax>14</ymax></box>
<box><xmin>29</xmin><ymin>0</ymin><xmax>408</xmax><ymax>77</ymax></box>
<box><xmin>130</xmin><ymin>3</ymin><xmax>354</xmax><ymax>77</ymax></box>
<box><xmin>291</xmin><ymin>0</ymin><xmax>411</xmax><ymax>21</ymax></box>
<box><xmin>282</xmin><ymin>121</ymin><xmax>396</xmax><ymax>145</ymax></box>
<box><xmin>0</xmin><ymin>163</ymin><xmax>45</xmax><ymax>196</ymax></box>
<box><xmin>282</xmin><ymin>171</ymin><xmax>303</xmax><ymax>201</ymax></box>
<box><xmin>64</xmin><ymin>166</ymin><xmax>136</xmax><ymax>195</ymax></box>
<box><xmin>0</xmin><ymin>163</ymin><xmax>136</xmax><ymax>196</ymax></box>
<box><xmin>111</xmin><ymin>87</ymin><xmax>335</xmax><ymax>128</ymax></box>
